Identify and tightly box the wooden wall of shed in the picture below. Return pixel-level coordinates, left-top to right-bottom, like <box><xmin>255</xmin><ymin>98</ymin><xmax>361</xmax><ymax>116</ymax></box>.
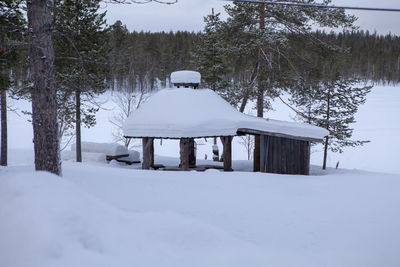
<box><xmin>260</xmin><ymin>135</ymin><xmax>310</xmax><ymax>175</ymax></box>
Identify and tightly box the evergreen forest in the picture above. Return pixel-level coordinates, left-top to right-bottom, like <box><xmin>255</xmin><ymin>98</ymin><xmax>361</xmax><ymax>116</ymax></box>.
<box><xmin>106</xmin><ymin>25</ymin><xmax>400</xmax><ymax>92</ymax></box>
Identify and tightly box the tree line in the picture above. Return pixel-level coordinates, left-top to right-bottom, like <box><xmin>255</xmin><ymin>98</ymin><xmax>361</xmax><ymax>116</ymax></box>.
<box><xmin>106</xmin><ymin>28</ymin><xmax>400</xmax><ymax>91</ymax></box>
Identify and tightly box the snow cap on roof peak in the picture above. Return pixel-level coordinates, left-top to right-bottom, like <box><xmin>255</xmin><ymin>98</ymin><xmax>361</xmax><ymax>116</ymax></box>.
<box><xmin>171</xmin><ymin>70</ymin><xmax>201</xmax><ymax>85</ymax></box>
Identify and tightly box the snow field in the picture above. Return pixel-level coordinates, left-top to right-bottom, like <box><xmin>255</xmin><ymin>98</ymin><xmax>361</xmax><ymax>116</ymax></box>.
<box><xmin>1</xmin><ymin>162</ymin><xmax>400</xmax><ymax>267</ymax></box>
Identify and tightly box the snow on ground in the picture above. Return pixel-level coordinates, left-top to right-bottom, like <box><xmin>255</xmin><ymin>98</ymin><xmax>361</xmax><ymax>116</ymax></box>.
<box><xmin>1</xmin><ymin>161</ymin><xmax>400</xmax><ymax>267</ymax></box>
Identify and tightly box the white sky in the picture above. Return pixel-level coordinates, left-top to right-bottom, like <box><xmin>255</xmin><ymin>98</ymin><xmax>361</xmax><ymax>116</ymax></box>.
<box><xmin>104</xmin><ymin>0</ymin><xmax>400</xmax><ymax>35</ymax></box>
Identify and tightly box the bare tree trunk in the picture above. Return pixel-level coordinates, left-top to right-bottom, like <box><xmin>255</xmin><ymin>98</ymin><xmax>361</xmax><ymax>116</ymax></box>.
<box><xmin>322</xmin><ymin>87</ymin><xmax>331</xmax><ymax>170</ymax></box>
<box><xmin>253</xmin><ymin>4</ymin><xmax>265</xmax><ymax>172</ymax></box>
<box><xmin>239</xmin><ymin>92</ymin><xmax>249</xmax><ymax>113</ymax></box>
<box><xmin>75</xmin><ymin>89</ymin><xmax>82</xmax><ymax>162</ymax></box>
<box><xmin>1</xmin><ymin>90</ymin><xmax>7</xmax><ymax>166</ymax></box>
<box><xmin>322</xmin><ymin>136</ymin><xmax>329</xmax><ymax>170</ymax></box>
<box><xmin>28</xmin><ymin>0</ymin><xmax>61</xmax><ymax>175</ymax></box>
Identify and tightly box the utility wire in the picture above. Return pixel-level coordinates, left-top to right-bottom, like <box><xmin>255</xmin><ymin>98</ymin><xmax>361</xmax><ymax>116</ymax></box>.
<box><xmin>225</xmin><ymin>0</ymin><xmax>400</xmax><ymax>12</ymax></box>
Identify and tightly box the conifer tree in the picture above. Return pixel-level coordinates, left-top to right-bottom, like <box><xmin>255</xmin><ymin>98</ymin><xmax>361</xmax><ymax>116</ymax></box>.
<box><xmin>1</xmin><ymin>0</ymin><xmax>26</xmax><ymax>166</ymax></box>
<box><xmin>54</xmin><ymin>0</ymin><xmax>109</xmax><ymax>161</ymax></box>
<box><xmin>192</xmin><ymin>9</ymin><xmax>228</xmax><ymax>92</ymax></box>
<box><xmin>289</xmin><ymin>51</ymin><xmax>372</xmax><ymax>170</ymax></box>
<box><xmin>222</xmin><ymin>1</ymin><xmax>356</xmax><ymax>114</ymax></box>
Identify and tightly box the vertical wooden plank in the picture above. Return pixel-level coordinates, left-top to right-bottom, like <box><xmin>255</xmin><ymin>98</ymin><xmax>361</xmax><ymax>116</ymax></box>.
<box><xmin>221</xmin><ymin>136</ymin><xmax>233</xmax><ymax>171</ymax></box>
<box><xmin>281</xmin><ymin>137</ymin><xmax>287</xmax><ymax>174</ymax></box>
<box><xmin>180</xmin><ymin>138</ymin><xmax>190</xmax><ymax>171</ymax></box>
<box><xmin>304</xmin><ymin>141</ymin><xmax>311</xmax><ymax>175</ymax></box>
<box><xmin>142</xmin><ymin>137</ymin><xmax>154</xmax><ymax>170</ymax></box>
<box><xmin>260</xmin><ymin>135</ymin><xmax>266</xmax><ymax>172</ymax></box>
<box><xmin>264</xmin><ymin>135</ymin><xmax>269</xmax><ymax>173</ymax></box>
<box><xmin>288</xmin><ymin>138</ymin><xmax>294</xmax><ymax>174</ymax></box>
<box><xmin>253</xmin><ymin>135</ymin><xmax>261</xmax><ymax>172</ymax></box>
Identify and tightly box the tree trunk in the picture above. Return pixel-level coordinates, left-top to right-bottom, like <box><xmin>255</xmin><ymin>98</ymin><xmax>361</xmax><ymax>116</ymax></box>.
<box><xmin>322</xmin><ymin>88</ymin><xmax>331</xmax><ymax>170</ymax></box>
<box><xmin>75</xmin><ymin>89</ymin><xmax>82</xmax><ymax>162</ymax></box>
<box><xmin>239</xmin><ymin>92</ymin><xmax>249</xmax><ymax>113</ymax></box>
<box><xmin>28</xmin><ymin>0</ymin><xmax>61</xmax><ymax>175</ymax></box>
<box><xmin>253</xmin><ymin>4</ymin><xmax>265</xmax><ymax>172</ymax></box>
<box><xmin>1</xmin><ymin>90</ymin><xmax>7</xmax><ymax>166</ymax></box>
<box><xmin>323</xmin><ymin>136</ymin><xmax>329</xmax><ymax>170</ymax></box>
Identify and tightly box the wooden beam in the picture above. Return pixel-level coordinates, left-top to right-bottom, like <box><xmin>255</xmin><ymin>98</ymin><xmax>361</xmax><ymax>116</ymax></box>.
<box><xmin>221</xmin><ymin>136</ymin><xmax>233</xmax><ymax>171</ymax></box>
<box><xmin>180</xmin><ymin>138</ymin><xmax>190</xmax><ymax>171</ymax></box>
<box><xmin>142</xmin><ymin>137</ymin><xmax>154</xmax><ymax>170</ymax></box>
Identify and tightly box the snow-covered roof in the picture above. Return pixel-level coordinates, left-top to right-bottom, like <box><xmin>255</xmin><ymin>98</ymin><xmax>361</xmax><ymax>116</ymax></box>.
<box><xmin>171</xmin><ymin>71</ymin><xmax>201</xmax><ymax>84</ymax></box>
<box><xmin>123</xmin><ymin>88</ymin><xmax>328</xmax><ymax>141</ymax></box>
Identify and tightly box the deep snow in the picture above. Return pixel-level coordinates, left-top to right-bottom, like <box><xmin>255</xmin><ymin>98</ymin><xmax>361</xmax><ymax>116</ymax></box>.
<box><xmin>1</xmin><ymin>161</ymin><xmax>400</xmax><ymax>267</ymax></box>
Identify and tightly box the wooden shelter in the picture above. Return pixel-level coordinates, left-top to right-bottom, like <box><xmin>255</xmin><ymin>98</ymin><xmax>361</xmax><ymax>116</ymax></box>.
<box><xmin>123</xmin><ymin>72</ymin><xmax>327</xmax><ymax>175</ymax></box>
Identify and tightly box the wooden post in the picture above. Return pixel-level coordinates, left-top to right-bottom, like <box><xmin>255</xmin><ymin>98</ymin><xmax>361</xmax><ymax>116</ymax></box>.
<box><xmin>188</xmin><ymin>138</ymin><xmax>196</xmax><ymax>168</ymax></box>
<box><xmin>221</xmin><ymin>136</ymin><xmax>233</xmax><ymax>172</ymax></box>
<box><xmin>142</xmin><ymin>137</ymin><xmax>154</xmax><ymax>169</ymax></box>
<box><xmin>180</xmin><ymin>138</ymin><xmax>190</xmax><ymax>171</ymax></box>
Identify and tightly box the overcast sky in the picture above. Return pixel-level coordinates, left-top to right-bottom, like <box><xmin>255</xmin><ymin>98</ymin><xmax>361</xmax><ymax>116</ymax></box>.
<box><xmin>104</xmin><ymin>0</ymin><xmax>400</xmax><ymax>35</ymax></box>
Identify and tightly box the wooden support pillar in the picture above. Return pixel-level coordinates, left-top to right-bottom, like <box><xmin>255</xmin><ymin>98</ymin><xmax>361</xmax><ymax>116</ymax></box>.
<box><xmin>188</xmin><ymin>138</ymin><xmax>196</xmax><ymax>168</ymax></box>
<box><xmin>142</xmin><ymin>137</ymin><xmax>154</xmax><ymax>169</ymax></box>
<box><xmin>180</xmin><ymin>138</ymin><xmax>190</xmax><ymax>171</ymax></box>
<box><xmin>221</xmin><ymin>136</ymin><xmax>233</xmax><ymax>172</ymax></box>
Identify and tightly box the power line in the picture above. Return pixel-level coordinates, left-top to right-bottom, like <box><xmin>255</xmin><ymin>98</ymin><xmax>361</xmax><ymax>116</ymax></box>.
<box><xmin>225</xmin><ymin>0</ymin><xmax>400</xmax><ymax>13</ymax></box>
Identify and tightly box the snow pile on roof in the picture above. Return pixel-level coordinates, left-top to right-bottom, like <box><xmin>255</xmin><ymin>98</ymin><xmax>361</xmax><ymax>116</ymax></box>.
<box><xmin>170</xmin><ymin>71</ymin><xmax>201</xmax><ymax>84</ymax></box>
<box><xmin>123</xmin><ymin>88</ymin><xmax>328</xmax><ymax>141</ymax></box>
<box><xmin>71</xmin><ymin>142</ymin><xmax>128</xmax><ymax>156</ymax></box>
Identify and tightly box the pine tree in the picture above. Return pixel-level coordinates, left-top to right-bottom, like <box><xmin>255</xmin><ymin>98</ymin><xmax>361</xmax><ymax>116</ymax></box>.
<box><xmin>0</xmin><ymin>0</ymin><xmax>26</xmax><ymax>166</ymax></box>
<box><xmin>54</xmin><ymin>0</ymin><xmax>109</xmax><ymax>162</ymax></box>
<box><xmin>289</xmin><ymin>51</ymin><xmax>372</xmax><ymax>170</ymax></box>
<box><xmin>192</xmin><ymin>9</ymin><xmax>229</xmax><ymax>92</ymax></box>
<box><xmin>222</xmin><ymin>1</ymin><xmax>356</xmax><ymax>114</ymax></box>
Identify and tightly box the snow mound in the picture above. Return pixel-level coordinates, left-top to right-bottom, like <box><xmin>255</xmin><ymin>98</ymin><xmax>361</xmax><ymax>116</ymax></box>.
<box><xmin>118</xmin><ymin>150</ymin><xmax>140</xmax><ymax>162</ymax></box>
<box><xmin>124</xmin><ymin>88</ymin><xmax>328</xmax><ymax>140</ymax></box>
<box><xmin>61</xmin><ymin>150</ymin><xmax>106</xmax><ymax>163</ymax></box>
<box><xmin>171</xmin><ymin>70</ymin><xmax>201</xmax><ymax>84</ymax></box>
<box><xmin>0</xmin><ymin>170</ymin><xmax>262</xmax><ymax>267</ymax></box>
<box><xmin>71</xmin><ymin>142</ymin><xmax>128</xmax><ymax>156</ymax></box>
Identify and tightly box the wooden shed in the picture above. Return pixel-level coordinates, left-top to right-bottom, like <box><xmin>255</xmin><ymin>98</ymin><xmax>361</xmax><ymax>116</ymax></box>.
<box><xmin>123</xmin><ymin>73</ymin><xmax>327</xmax><ymax>175</ymax></box>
